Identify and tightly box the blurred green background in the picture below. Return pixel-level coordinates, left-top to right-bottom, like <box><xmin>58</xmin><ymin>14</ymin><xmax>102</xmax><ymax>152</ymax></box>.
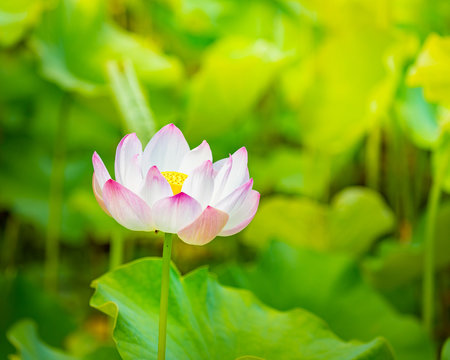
<box><xmin>1</xmin><ymin>0</ymin><xmax>450</xmax><ymax>359</ymax></box>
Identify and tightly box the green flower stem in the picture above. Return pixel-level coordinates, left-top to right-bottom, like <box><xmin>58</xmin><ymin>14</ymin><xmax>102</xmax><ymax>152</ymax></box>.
<box><xmin>44</xmin><ymin>93</ymin><xmax>71</xmax><ymax>292</ymax></box>
<box><xmin>158</xmin><ymin>232</ymin><xmax>173</xmax><ymax>360</ymax></box>
<box><xmin>109</xmin><ymin>232</ymin><xmax>124</xmax><ymax>270</ymax></box>
<box><xmin>422</xmin><ymin>164</ymin><xmax>445</xmax><ymax>335</ymax></box>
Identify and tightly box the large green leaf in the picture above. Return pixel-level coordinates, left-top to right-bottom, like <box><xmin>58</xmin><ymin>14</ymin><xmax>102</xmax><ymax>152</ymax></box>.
<box><xmin>442</xmin><ymin>338</ymin><xmax>450</xmax><ymax>360</ymax></box>
<box><xmin>251</xmin><ymin>147</ymin><xmax>353</xmax><ymax>200</ymax></box>
<box><xmin>0</xmin><ymin>0</ymin><xmax>43</xmax><ymax>47</ymax></box>
<box><xmin>395</xmin><ymin>87</ymin><xmax>439</xmax><ymax>150</ymax></box>
<box><xmin>408</xmin><ymin>34</ymin><xmax>450</xmax><ymax>107</ymax></box>
<box><xmin>90</xmin><ymin>257</ymin><xmax>394</xmax><ymax>360</ymax></box>
<box><xmin>7</xmin><ymin>320</ymin><xmax>120</xmax><ymax>360</ymax></box>
<box><xmin>8</xmin><ymin>320</ymin><xmax>76</xmax><ymax>360</ymax></box>
<box><xmin>0</xmin><ymin>273</ymin><xmax>75</xmax><ymax>356</ymax></box>
<box><xmin>32</xmin><ymin>0</ymin><xmax>183</xmax><ymax>95</ymax></box>
<box><xmin>244</xmin><ymin>187</ymin><xmax>395</xmax><ymax>256</ymax></box>
<box><xmin>244</xmin><ymin>194</ymin><xmax>329</xmax><ymax>250</ymax></box>
<box><xmin>329</xmin><ymin>187</ymin><xmax>395</xmax><ymax>254</ymax></box>
<box><xmin>295</xmin><ymin>27</ymin><xmax>390</xmax><ymax>154</ymax></box>
<box><xmin>217</xmin><ymin>241</ymin><xmax>434</xmax><ymax>360</ymax></box>
<box><xmin>185</xmin><ymin>36</ymin><xmax>289</xmax><ymax>141</ymax></box>
<box><xmin>142</xmin><ymin>0</ymin><xmax>307</xmax><ymax>60</ymax></box>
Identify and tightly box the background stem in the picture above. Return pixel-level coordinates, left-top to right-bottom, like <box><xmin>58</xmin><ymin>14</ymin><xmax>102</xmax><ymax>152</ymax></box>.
<box><xmin>44</xmin><ymin>92</ymin><xmax>71</xmax><ymax>293</ymax></box>
<box><xmin>366</xmin><ymin>122</ymin><xmax>380</xmax><ymax>191</ymax></box>
<box><xmin>422</xmin><ymin>168</ymin><xmax>444</xmax><ymax>335</ymax></box>
<box><xmin>109</xmin><ymin>232</ymin><xmax>124</xmax><ymax>270</ymax></box>
<box><xmin>158</xmin><ymin>232</ymin><xmax>173</xmax><ymax>360</ymax></box>
<box><xmin>1</xmin><ymin>215</ymin><xmax>20</xmax><ymax>271</ymax></box>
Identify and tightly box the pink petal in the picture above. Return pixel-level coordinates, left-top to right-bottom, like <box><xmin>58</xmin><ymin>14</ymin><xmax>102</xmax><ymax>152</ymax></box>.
<box><xmin>179</xmin><ymin>140</ymin><xmax>213</xmax><ymax>175</ymax></box>
<box><xmin>211</xmin><ymin>155</ymin><xmax>233</xmax><ymax>203</ymax></box>
<box><xmin>142</xmin><ymin>124</ymin><xmax>190</xmax><ymax>174</ymax></box>
<box><xmin>152</xmin><ymin>192</ymin><xmax>202</xmax><ymax>233</ymax></box>
<box><xmin>214</xmin><ymin>178</ymin><xmax>253</xmax><ymax>214</ymax></box>
<box><xmin>222</xmin><ymin>147</ymin><xmax>250</xmax><ymax>196</ymax></box>
<box><xmin>114</xmin><ymin>133</ymin><xmax>143</xmax><ymax>193</ymax></box>
<box><xmin>92</xmin><ymin>173</ymin><xmax>111</xmax><ymax>216</ymax></box>
<box><xmin>181</xmin><ymin>160</ymin><xmax>214</xmax><ymax>209</ymax></box>
<box><xmin>92</xmin><ymin>152</ymin><xmax>111</xmax><ymax>188</ymax></box>
<box><xmin>178</xmin><ymin>206</ymin><xmax>229</xmax><ymax>246</ymax></box>
<box><xmin>102</xmin><ymin>179</ymin><xmax>153</xmax><ymax>231</ymax></box>
<box><xmin>140</xmin><ymin>166</ymin><xmax>173</xmax><ymax>207</ymax></box>
<box><xmin>219</xmin><ymin>190</ymin><xmax>260</xmax><ymax>236</ymax></box>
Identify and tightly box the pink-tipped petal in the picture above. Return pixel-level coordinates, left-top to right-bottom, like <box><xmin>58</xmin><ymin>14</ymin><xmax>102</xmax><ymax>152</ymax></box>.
<box><xmin>219</xmin><ymin>190</ymin><xmax>260</xmax><ymax>236</ymax></box>
<box><xmin>152</xmin><ymin>192</ymin><xmax>202</xmax><ymax>233</ymax></box>
<box><xmin>214</xmin><ymin>178</ymin><xmax>253</xmax><ymax>214</ymax></box>
<box><xmin>179</xmin><ymin>140</ymin><xmax>213</xmax><ymax>175</ymax></box>
<box><xmin>142</xmin><ymin>124</ymin><xmax>190</xmax><ymax>174</ymax></box>
<box><xmin>92</xmin><ymin>173</ymin><xmax>111</xmax><ymax>216</ymax></box>
<box><xmin>92</xmin><ymin>152</ymin><xmax>111</xmax><ymax>188</ymax></box>
<box><xmin>222</xmin><ymin>147</ymin><xmax>250</xmax><ymax>196</ymax></box>
<box><xmin>181</xmin><ymin>160</ymin><xmax>214</xmax><ymax>209</ymax></box>
<box><xmin>114</xmin><ymin>133</ymin><xmax>143</xmax><ymax>193</ymax></box>
<box><xmin>178</xmin><ymin>206</ymin><xmax>229</xmax><ymax>246</ymax></box>
<box><xmin>211</xmin><ymin>155</ymin><xmax>233</xmax><ymax>203</ymax></box>
<box><xmin>102</xmin><ymin>179</ymin><xmax>153</xmax><ymax>231</ymax></box>
<box><xmin>140</xmin><ymin>166</ymin><xmax>173</xmax><ymax>207</ymax></box>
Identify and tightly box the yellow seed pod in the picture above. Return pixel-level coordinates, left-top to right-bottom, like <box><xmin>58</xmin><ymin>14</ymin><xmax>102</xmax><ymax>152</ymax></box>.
<box><xmin>161</xmin><ymin>171</ymin><xmax>188</xmax><ymax>195</ymax></box>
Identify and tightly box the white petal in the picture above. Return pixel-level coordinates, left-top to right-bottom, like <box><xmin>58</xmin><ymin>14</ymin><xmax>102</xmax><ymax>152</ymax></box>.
<box><xmin>181</xmin><ymin>160</ymin><xmax>214</xmax><ymax>209</ymax></box>
<box><xmin>219</xmin><ymin>190</ymin><xmax>260</xmax><ymax>236</ymax></box>
<box><xmin>92</xmin><ymin>152</ymin><xmax>111</xmax><ymax>188</ymax></box>
<box><xmin>214</xmin><ymin>178</ymin><xmax>253</xmax><ymax>213</ymax></box>
<box><xmin>114</xmin><ymin>133</ymin><xmax>143</xmax><ymax>193</ymax></box>
<box><xmin>222</xmin><ymin>147</ymin><xmax>250</xmax><ymax>196</ymax></box>
<box><xmin>211</xmin><ymin>155</ymin><xmax>232</xmax><ymax>203</ymax></box>
<box><xmin>179</xmin><ymin>140</ymin><xmax>212</xmax><ymax>175</ymax></box>
<box><xmin>103</xmin><ymin>179</ymin><xmax>153</xmax><ymax>231</ymax></box>
<box><xmin>213</xmin><ymin>157</ymin><xmax>228</xmax><ymax>172</ymax></box>
<box><xmin>140</xmin><ymin>166</ymin><xmax>173</xmax><ymax>207</ymax></box>
<box><xmin>142</xmin><ymin>124</ymin><xmax>190</xmax><ymax>173</ymax></box>
<box><xmin>152</xmin><ymin>193</ymin><xmax>202</xmax><ymax>233</ymax></box>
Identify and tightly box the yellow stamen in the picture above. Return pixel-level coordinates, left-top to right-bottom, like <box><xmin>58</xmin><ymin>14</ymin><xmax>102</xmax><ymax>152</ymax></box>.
<box><xmin>161</xmin><ymin>171</ymin><xmax>188</xmax><ymax>195</ymax></box>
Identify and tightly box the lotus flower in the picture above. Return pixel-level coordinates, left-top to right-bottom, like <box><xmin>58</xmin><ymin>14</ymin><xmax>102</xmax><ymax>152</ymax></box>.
<box><xmin>92</xmin><ymin>124</ymin><xmax>260</xmax><ymax>245</ymax></box>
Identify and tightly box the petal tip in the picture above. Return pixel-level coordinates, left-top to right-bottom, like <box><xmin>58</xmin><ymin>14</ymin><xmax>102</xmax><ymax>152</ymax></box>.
<box><xmin>173</xmin><ymin>192</ymin><xmax>190</xmax><ymax>200</ymax></box>
<box><xmin>244</xmin><ymin>178</ymin><xmax>254</xmax><ymax>189</ymax></box>
<box><xmin>204</xmin><ymin>159</ymin><xmax>213</xmax><ymax>167</ymax></box>
<box><xmin>119</xmin><ymin>133</ymin><xmax>138</xmax><ymax>146</ymax></box>
<box><xmin>104</xmin><ymin>178</ymin><xmax>117</xmax><ymax>189</ymax></box>
<box><xmin>236</xmin><ymin>146</ymin><xmax>247</xmax><ymax>154</ymax></box>
<box><xmin>163</xmin><ymin>123</ymin><xmax>179</xmax><ymax>132</ymax></box>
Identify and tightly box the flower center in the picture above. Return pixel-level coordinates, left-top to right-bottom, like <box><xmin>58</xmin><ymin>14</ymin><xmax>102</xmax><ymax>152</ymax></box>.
<box><xmin>161</xmin><ymin>171</ymin><xmax>188</xmax><ymax>195</ymax></box>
